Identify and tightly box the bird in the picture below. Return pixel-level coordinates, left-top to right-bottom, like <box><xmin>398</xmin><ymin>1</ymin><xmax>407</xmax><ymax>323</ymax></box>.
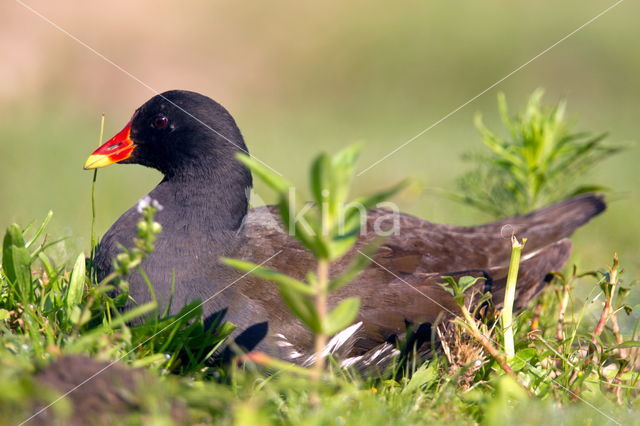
<box><xmin>84</xmin><ymin>90</ymin><xmax>605</xmax><ymax>368</ymax></box>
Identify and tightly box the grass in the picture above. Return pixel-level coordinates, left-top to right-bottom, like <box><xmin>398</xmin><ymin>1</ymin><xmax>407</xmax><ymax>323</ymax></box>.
<box><xmin>0</xmin><ymin>229</ymin><xmax>638</xmax><ymax>424</ymax></box>
<box><xmin>1</xmin><ymin>91</ymin><xmax>638</xmax><ymax>425</ymax></box>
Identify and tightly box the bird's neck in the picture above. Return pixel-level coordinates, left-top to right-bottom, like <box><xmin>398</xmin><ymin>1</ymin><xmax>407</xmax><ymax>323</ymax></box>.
<box><xmin>150</xmin><ymin>166</ymin><xmax>251</xmax><ymax>232</ymax></box>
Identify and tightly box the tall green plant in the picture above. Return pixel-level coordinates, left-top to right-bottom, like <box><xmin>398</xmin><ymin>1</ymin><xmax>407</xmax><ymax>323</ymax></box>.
<box><xmin>456</xmin><ymin>89</ymin><xmax>621</xmax><ymax>217</ymax></box>
<box><xmin>223</xmin><ymin>145</ymin><xmax>405</xmax><ymax>377</ymax></box>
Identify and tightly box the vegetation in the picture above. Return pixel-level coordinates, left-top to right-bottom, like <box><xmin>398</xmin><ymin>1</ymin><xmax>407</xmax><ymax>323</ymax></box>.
<box><xmin>456</xmin><ymin>89</ymin><xmax>622</xmax><ymax>217</ymax></box>
<box><xmin>0</xmin><ymin>92</ymin><xmax>638</xmax><ymax>425</ymax></box>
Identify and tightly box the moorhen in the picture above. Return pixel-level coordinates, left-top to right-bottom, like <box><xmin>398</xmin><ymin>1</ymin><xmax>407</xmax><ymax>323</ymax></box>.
<box><xmin>84</xmin><ymin>90</ymin><xmax>605</xmax><ymax>367</ymax></box>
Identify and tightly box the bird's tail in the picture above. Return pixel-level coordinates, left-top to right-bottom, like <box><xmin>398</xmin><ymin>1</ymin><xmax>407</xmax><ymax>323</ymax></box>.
<box><xmin>464</xmin><ymin>193</ymin><xmax>606</xmax><ymax>254</ymax></box>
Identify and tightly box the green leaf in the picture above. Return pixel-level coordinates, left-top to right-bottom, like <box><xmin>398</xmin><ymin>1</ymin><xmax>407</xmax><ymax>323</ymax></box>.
<box><xmin>437</xmin><ymin>276</ymin><xmax>459</xmax><ymax>297</ymax></box>
<box><xmin>458</xmin><ymin>276</ymin><xmax>485</xmax><ymax>294</ymax></box>
<box><xmin>2</xmin><ymin>224</ymin><xmax>30</xmax><ymax>287</ymax></box>
<box><xmin>107</xmin><ymin>302</ymin><xmax>158</xmax><ymax>330</ymax></box>
<box><xmin>401</xmin><ymin>362</ymin><xmax>438</xmax><ymax>394</ymax></box>
<box><xmin>6</xmin><ymin>246</ymin><xmax>32</xmax><ymax>301</ymax></box>
<box><xmin>474</xmin><ymin>291</ymin><xmax>494</xmax><ymax>315</ymax></box>
<box><xmin>351</xmin><ymin>179</ymin><xmax>409</xmax><ymax>210</ymax></box>
<box><xmin>328</xmin><ymin>245</ymin><xmax>377</xmax><ymax>291</ymax></box>
<box><xmin>220</xmin><ymin>258</ymin><xmax>315</xmax><ymax>296</ymax></box>
<box><xmin>339</xmin><ymin>204</ymin><xmax>366</xmax><ymax>236</ymax></box>
<box><xmin>509</xmin><ymin>347</ymin><xmax>537</xmax><ymax>371</ymax></box>
<box><xmin>3</xmin><ymin>223</ymin><xmax>26</xmax><ymax>250</ymax></box>
<box><xmin>568</xmin><ymin>185</ymin><xmax>609</xmax><ymax>196</ymax></box>
<box><xmin>25</xmin><ymin>210</ymin><xmax>53</xmax><ymax>248</ymax></box>
<box><xmin>29</xmin><ymin>237</ymin><xmax>68</xmax><ymax>263</ymax></box>
<box><xmin>277</xmin><ymin>198</ymin><xmax>329</xmax><ymax>259</ymax></box>
<box><xmin>220</xmin><ymin>257</ymin><xmax>322</xmax><ymax>332</ymax></box>
<box><xmin>310</xmin><ymin>153</ymin><xmax>331</xmax><ymax>206</ymax></box>
<box><xmin>236</xmin><ymin>153</ymin><xmax>291</xmax><ymax>194</ymax></box>
<box><xmin>37</xmin><ymin>252</ymin><xmax>55</xmax><ymax>277</ymax></box>
<box><xmin>278</xmin><ymin>283</ymin><xmax>321</xmax><ymax>333</ymax></box>
<box><xmin>328</xmin><ymin>144</ymin><xmax>362</xmax><ymax>215</ymax></box>
<box><xmin>324</xmin><ymin>297</ymin><xmax>360</xmax><ymax>335</ymax></box>
<box><xmin>438</xmin><ymin>276</ymin><xmax>485</xmax><ymax>307</ymax></box>
<box><xmin>332</xmin><ymin>143</ymin><xmax>362</xmax><ymax>171</ymax></box>
<box><xmin>607</xmin><ymin>341</ymin><xmax>640</xmax><ymax>351</ymax></box>
<box><xmin>69</xmin><ymin>305</ymin><xmax>90</xmax><ymax>326</ymax></box>
<box><xmin>66</xmin><ymin>252</ymin><xmax>86</xmax><ymax>310</ymax></box>
<box><xmin>327</xmin><ymin>234</ymin><xmax>359</xmax><ymax>261</ymax></box>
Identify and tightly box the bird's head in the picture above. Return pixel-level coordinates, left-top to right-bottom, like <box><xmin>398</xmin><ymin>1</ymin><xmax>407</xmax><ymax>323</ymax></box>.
<box><xmin>83</xmin><ymin>90</ymin><xmax>249</xmax><ymax>179</ymax></box>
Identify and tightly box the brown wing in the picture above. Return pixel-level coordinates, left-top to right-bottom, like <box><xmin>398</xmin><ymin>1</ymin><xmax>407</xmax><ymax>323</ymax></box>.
<box><xmin>354</xmin><ymin>192</ymin><xmax>604</xmax><ymax>274</ymax></box>
<box><xmin>234</xmin><ymin>194</ymin><xmax>603</xmax><ymax>358</ymax></box>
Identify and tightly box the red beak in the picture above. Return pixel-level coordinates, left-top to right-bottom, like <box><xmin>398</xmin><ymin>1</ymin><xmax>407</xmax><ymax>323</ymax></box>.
<box><xmin>83</xmin><ymin>122</ymin><xmax>136</xmax><ymax>169</ymax></box>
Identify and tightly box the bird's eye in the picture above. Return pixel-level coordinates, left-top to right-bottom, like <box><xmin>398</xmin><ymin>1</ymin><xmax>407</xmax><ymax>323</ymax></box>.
<box><xmin>151</xmin><ymin>115</ymin><xmax>168</xmax><ymax>130</ymax></box>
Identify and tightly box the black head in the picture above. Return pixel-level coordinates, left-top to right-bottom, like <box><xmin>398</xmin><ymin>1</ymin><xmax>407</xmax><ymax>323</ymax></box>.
<box><xmin>84</xmin><ymin>90</ymin><xmax>251</xmax><ymax>182</ymax></box>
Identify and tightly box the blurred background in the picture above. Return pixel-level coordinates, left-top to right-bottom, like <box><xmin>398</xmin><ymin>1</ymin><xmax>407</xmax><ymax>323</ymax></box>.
<box><xmin>1</xmin><ymin>1</ymin><xmax>638</xmax><ymax>280</ymax></box>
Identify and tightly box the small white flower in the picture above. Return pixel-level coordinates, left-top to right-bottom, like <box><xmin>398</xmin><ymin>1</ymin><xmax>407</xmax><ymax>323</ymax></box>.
<box><xmin>137</xmin><ymin>196</ymin><xmax>151</xmax><ymax>213</ymax></box>
<box><xmin>137</xmin><ymin>196</ymin><xmax>164</xmax><ymax>213</ymax></box>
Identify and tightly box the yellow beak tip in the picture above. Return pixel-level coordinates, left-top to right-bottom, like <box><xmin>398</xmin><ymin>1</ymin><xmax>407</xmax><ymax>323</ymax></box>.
<box><xmin>83</xmin><ymin>154</ymin><xmax>111</xmax><ymax>170</ymax></box>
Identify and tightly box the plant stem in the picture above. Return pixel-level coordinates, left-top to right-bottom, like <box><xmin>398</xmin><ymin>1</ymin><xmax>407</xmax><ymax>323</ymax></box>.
<box><xmin>610</xmin><ymin>313</ymin><xmax>626</xmax><ymax>359</ymax></box>
<box><xmin>576</xmin><ymin>254</ymin><xmax>621</xmax><ymax>393</ymax></box>
<box><xmin>556</xmin><ymin>281</ymin><xmax>570</xmax><ymax>342</ymax></box>
<box><xmin>89</xmin><ymin>114</ymin><xmax>105</xmax><ymax>281</ymax></box>
<box><xmin>313</xmin><ymin>258</ymin><xmax>329</xmax><ymax>380</ymax></box>
<box><xmin>530</xmin><ymin>299</ymin><xmax>543</xmax><ymax>332</ymax></box>
<box><xmin>593</xmin><ymin>253</ymin><xmax>619</xmax><ymax>339</ymax></box>
<box><xmin>502</xmin><ymin>236</ymin><xmax>526</xmax><ymax>361</ymax></box>
<box><xmin>532</xmin><ymin>334</ymin><xmax>576</xmax><ymax>369</ymax></box>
